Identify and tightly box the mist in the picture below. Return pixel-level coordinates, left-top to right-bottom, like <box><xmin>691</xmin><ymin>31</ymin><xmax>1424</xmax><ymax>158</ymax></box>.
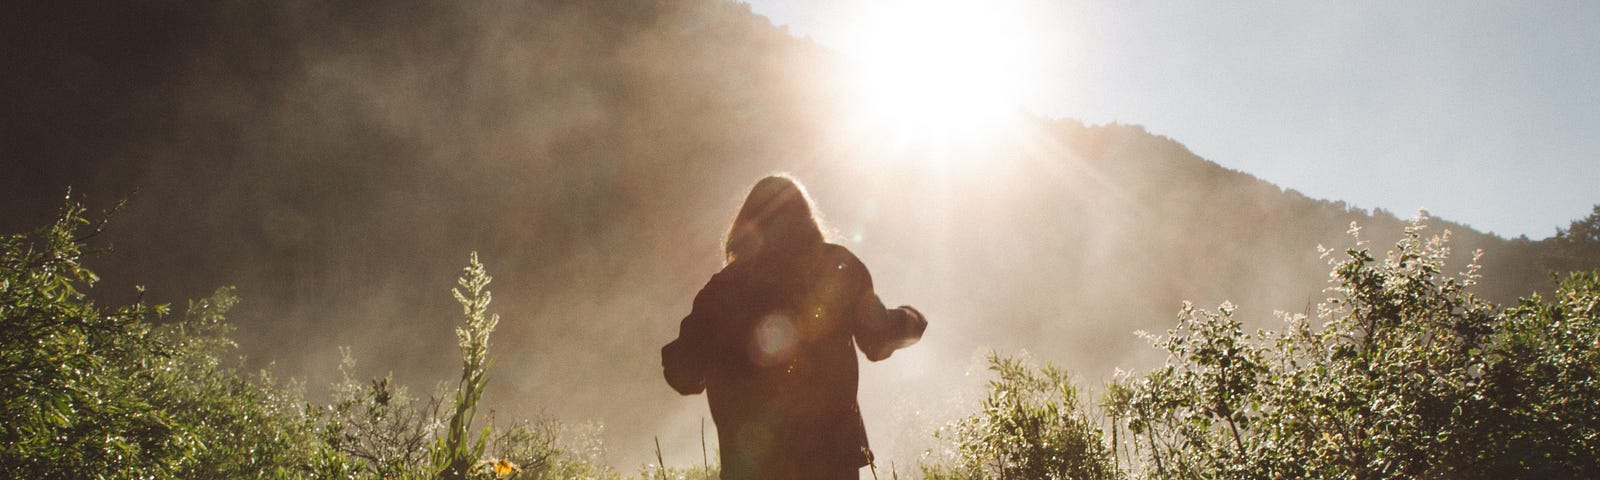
<box><xmin>1</xmin><ymin>0</ymin><xmax>1566</xmax><ymax>471</ymax></box>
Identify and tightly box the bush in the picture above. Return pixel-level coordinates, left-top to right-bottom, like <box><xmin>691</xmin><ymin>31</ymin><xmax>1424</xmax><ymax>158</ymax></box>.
<box><xmin>1</xmin><ymin>199</ymin><xmax>625</xmax><ymax>479</ymax></box>
<box><xmin>922</xmin><ymin>353</ymin><xmax>1117</xmax><ymax>480</ymax></box>
<box><xmin>930</xmin><ymin>217</ymin><xmax>1600</xmax><ymax>479</ymax></box>
<box><xmin>316</xmin><ymin>351</ymin><xmax>441</xmax><ymax>479</ymax></box>
<box><xmin>1103</xmin><ymin>218</ymin><xmax>1600</xmax><ymax>479</ymax></box>
<box><xmin>1</xmin><ymin>199</ymin><xmax>324</xmax><ymax>478</ymax></box>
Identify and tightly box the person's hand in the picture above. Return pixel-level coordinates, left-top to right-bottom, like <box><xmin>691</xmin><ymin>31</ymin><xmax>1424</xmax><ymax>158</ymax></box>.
<box><xmin>888</xmin><ymin>305</ymin><xmax>927</xmax><ymax>346</ymax></box>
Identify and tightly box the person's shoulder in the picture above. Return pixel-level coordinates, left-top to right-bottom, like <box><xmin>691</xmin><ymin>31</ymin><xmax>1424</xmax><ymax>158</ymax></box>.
<box><xmin>818</xmin><ymin>242</ymin><xmax>860</xmax><ymax>263</ymax></box>
<box><xmin>707</xmin><ymin>261</ymin><xmax>749</xmax><ymax>286</ymax></box>
<box><xmin>818</xmin><ymin>243</ymin><xmax>870</xmax><ymax>276</ymax></box>
<box><xmin>692</xmin><ymin>263</ymin><xmax>748</xmax><ymax>309</ymax></box>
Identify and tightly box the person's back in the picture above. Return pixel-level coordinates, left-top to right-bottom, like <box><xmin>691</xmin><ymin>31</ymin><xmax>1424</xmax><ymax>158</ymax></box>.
<box><xmin>662</xmin><ymin>176</ymin><xmax>926</xmax><ymax>479</ymax></box>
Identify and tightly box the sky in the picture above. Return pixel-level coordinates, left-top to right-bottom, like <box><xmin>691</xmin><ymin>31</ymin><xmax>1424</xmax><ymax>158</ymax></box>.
<box><xmin>744</xmin><ymin>0</ymin><xmax>1599</xmax><ymax>239</ymax></box>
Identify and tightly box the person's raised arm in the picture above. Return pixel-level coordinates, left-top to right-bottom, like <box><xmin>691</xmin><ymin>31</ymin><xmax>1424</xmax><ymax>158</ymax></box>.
<box><xmin>838</xmin><ymin>248</ymin><xmax>927</xmax><ymax>361</ymax></box>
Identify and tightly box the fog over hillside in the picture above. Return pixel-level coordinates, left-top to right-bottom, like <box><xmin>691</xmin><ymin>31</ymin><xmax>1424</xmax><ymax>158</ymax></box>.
<box><xmin>1</xmin><ymin>0</ymin><xmax>1580</xmax><ymax>470</ymax></box>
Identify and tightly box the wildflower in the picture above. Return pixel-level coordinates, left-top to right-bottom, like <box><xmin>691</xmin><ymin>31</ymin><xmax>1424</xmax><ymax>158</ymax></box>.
<box><xmin>483</xmin><ymin>458</ymin><xmax>519</xmax><ymax>476</ymax></box>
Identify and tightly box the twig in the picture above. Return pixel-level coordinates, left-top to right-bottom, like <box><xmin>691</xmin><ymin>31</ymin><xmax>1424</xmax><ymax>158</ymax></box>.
<box><xmin>655</xmin><ymin>436</ymin><xmax>667</xmax><ymax>480</ymax></box>
<box><xmin>701</xmin><ymin>417</ymin><xmax>709</xmax><ymax>480</ymax></box>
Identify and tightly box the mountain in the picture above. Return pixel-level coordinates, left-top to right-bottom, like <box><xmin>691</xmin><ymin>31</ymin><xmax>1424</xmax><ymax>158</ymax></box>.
<box><xmin>0</xmin><ymin>0</ymin><xmax>1583</xmax><ymax>469</ymax></box>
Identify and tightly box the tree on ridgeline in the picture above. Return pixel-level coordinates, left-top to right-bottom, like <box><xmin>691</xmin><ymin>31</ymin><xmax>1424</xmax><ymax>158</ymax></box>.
<box><xmin>1544</xmin><ymin>204</ymin><xmax>1600</xmax><ymax>275</ymax></box>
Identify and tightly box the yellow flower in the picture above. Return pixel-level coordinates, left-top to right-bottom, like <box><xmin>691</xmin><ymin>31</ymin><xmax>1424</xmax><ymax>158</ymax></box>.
<box><xmin>493</xmin><ymin>458</ymin><xmax>519</xmax><ymax>476</ymax></box>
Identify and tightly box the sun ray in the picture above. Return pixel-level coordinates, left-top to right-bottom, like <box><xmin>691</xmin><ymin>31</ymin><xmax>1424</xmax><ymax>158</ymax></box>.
<box><xmin>834</xmin><ymin>0</ymin><xmax>1041</xmax><ymax>153</ymax></box>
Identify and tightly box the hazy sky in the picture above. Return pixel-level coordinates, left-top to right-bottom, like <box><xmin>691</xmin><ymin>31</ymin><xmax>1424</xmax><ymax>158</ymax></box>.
<box><xmin>744</xmin><ymin>0</ymin><xmax>1599</xmax><ymax>239</ymax></box>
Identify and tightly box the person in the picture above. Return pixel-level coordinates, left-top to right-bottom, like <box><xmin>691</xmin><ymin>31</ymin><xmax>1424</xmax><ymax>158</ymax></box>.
<box><xmin>662</xmin><ymin>175</ymin><xmax>928</xmax><ymax>480</ymax></box>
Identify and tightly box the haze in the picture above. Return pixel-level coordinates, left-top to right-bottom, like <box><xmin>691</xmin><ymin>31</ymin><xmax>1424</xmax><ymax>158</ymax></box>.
<box><xmin>2</xmin><ymin>0</ymin><xmax>1593</xmax><ymax>473</ymax></box>
<box><xmin>753</xmin><ymin>0</ymin><xmax>1600</xmax><ymax>240</ymax></box>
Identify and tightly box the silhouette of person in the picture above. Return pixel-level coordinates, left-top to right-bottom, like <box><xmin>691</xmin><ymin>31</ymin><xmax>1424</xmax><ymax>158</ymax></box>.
<box><xmin>663</xmin><ymin>175</ymin><xmax>928</xmax><ymax>480</ymax></box>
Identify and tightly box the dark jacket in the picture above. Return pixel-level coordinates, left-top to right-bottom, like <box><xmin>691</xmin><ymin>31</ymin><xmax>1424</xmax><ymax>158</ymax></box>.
<box><xmin>662</xmin><ymin>243</ymin><xmax>927</xmax><ymax>480</ymax></box>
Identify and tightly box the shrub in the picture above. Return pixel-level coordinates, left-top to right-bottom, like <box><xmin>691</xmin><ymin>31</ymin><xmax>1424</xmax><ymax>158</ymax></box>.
<box><xmin>1104</xmin><ymin>218</ymin><xmax>1600</xmax><ymax>479</ymax></box>
<box><xmin>1</xmin><ymin>200</ymin><xmax>624</xmax><ymax>479</ymax></box>
<box><xmin>922</xmin><ymin>353</ymin><xmax>1117</xmax><ymax>480</ymax></box>
<box><xmin>931</xmin><ymin>216</ymin><xmax>1600</xmax><ymax>479</ymax></box>
<box><xmin>0</xmin><ymin>199</ymin><xmax>324</xmax><ymax>478</ymax></box>
<box><xmin>316</xmin><ymin>350</ymin><xmax>441</xmax><ymax>479</ymax></box>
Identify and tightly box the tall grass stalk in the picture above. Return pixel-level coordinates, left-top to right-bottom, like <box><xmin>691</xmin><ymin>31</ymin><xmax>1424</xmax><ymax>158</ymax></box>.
<box><xmin>433</xmin><ymin>252</ymin><xmax>500</xmax><ymax>479</ymax></box>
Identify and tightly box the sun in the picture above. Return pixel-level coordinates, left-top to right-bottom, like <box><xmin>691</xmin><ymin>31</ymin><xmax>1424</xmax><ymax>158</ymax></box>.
<box><xmin>835</xmin><ymin>0</ymin><xmax>1038</xmax><ymax>149</ymax></box>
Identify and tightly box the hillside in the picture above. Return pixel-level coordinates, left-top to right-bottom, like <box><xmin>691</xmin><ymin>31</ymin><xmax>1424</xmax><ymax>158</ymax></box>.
<box><xmin>1</xmin><ymin>0</ymin><xmax>1585</xmax><ymax>469</ymax></box>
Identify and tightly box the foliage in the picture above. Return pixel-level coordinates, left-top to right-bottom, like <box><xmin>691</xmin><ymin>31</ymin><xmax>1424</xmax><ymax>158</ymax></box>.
<box><xmin>635</xmin><ymin>462</ymin><xmax>719</xmax><ymax>480</ymax></box>
<box><xmin>0</xmin><ymin>199</ymin><xmax>324</xmax><ymax>478</ymax></box>
<box><xmin>1544</xmin><ymin>204</ymin><xmax>1600</xmax><ymax>274</ymax></box>
<box><xmin>490</xmin><ymin>419</ymin><xmax>621</xmax><ymax>480</ymax></box>
<box><xmin>1469</xmin><ymin>269</ymin><xmax>1600</xmax><ymax>476</ymax></box>
<box><xmin>922</xmin><ymin>353</ymin><xmax>1118</xmax><ymax>480</ymax></box>
<box><xmin>1</xmin><ymin>201</ymin><xmax>634</xmax><ymax>479</ymax></box>
<box><xmin>928</xmin><ymin>216</ymin><xmax>1599</xmax><ymax>479</ymax></box>
<box><xmin>316</xmin><ymin>350</ymin><xmax>441</xmax><ymax>479</ymax></box>
<box><xmin>1102</xmin><ymin>218</ymin><xmax>1600</xmax><ymax>479</ymax></box>
<box><xmin>19</xmin><ymin>195</ymin><xmax>1596</xmax><ymax>479</ymax></box>
<box><xmin>1103</xmin><ymin>300</ymin><xmax>1270</xmax><ymax>479</ymax></box>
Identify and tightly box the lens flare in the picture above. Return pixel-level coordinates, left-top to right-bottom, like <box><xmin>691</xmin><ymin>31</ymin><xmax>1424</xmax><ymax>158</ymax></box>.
<box><xmin>751</xmin><ymin>312</ymin><xmax>798</xmax><ymax>367</ymax></box>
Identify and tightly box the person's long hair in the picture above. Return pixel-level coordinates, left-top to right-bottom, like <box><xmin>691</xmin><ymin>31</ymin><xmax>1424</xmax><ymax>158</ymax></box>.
<box><xmin>724</xmin><ymin>175</ymin><xmax>825</xmax><ymax>264</ymax></box>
